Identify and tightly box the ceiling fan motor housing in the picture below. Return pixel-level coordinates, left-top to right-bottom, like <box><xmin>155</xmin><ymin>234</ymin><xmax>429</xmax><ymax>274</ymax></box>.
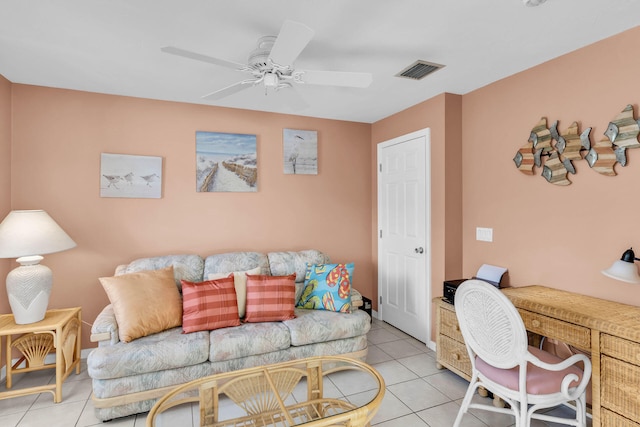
<box><xmin>248</xmin><ymin>36</ymin><xmax>277</xmax><ymax>71</ymax></box>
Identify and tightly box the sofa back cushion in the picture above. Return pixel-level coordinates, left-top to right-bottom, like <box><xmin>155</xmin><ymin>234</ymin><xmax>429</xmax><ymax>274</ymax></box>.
<box><xmin>268</xmin><ymin>250</ymin><xmax>331</xmax><ymax>302</ymax></box>
<box><xmin>115</xmin><ymin>254</ymin><xmax>204</xmax><ymax>292</ymax></box>
<box><xmin>267</xmin><ymin>250</ymin><xmax>331</xmax><ymax>283</ymax></box>
<box><xmin>204</xmin><ymin>251</ymin><xmax>270</xmax><ymax>278</ymax></box>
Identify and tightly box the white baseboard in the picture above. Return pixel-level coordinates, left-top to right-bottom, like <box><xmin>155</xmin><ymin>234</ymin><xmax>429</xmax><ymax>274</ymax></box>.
<box><xmin>372</xmin><ymin>309</ymin><xmax>436</xmax><ymax>350</ymax></box>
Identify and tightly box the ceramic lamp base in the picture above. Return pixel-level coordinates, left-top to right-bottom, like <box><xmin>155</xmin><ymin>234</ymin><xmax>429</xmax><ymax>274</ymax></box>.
<box><xmin>6</xmin><ymin>255</ymin><xmax>52</xmax><ymax>324</ymax></box>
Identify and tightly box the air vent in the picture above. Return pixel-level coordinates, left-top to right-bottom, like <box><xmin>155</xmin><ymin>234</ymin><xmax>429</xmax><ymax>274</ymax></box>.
<box><xmin>396</xmin><ymin>60</ymin><xmax>445</xmax><ymax>80</ymax></box>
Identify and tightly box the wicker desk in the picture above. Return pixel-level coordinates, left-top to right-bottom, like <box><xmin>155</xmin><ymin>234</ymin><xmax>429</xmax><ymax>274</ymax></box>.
<box><xmin>435</xmin><ymin>285</ymin><xmax>640</xmax><ymax>427</ymax></box>
<box><xmin>147</xmin><ymin>356</ymin><xmax>385</xmax><ymax>427</ymax></box>
<box><xmin>0</xmin><ymin>307</ymin><xmax>82</xmax><ymax>403</ymax></box>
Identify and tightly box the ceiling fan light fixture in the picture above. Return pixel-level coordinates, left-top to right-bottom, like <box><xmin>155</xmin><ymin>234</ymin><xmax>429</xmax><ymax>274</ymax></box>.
<box><xmin>264</xmin><ymin>73</ymin><xmax>279</xmax><ymax>88</ymax></box>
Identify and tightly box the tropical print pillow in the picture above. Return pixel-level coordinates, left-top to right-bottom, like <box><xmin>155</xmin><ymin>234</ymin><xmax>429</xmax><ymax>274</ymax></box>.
<box><xmin>296</xmin><ymin>263</ymin><xmax>354</xmax><ymax>312</ymax></box>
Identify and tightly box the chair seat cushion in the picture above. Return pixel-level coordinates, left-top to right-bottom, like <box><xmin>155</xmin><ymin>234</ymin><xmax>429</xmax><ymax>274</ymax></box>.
<box><xmin>476</xmin><ymin>346</ymin><xmax>584</xmax><ymax>395</ymax></box>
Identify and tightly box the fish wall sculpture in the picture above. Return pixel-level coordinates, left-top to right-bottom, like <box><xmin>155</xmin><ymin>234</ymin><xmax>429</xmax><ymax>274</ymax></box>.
<box><xmin>513</xmin><ymin>104</ymin><xmax>640</xmax><ymax>185</ymax></box>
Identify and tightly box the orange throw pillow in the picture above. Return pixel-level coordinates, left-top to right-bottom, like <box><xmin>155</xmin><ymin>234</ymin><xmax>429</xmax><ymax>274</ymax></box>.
<box><xmin>99</xmin><ymin>266</ymin><xmax>182</xmax><ymax>343</ymax></box>
<box><xmin>244</xmin><ymin>274</ymin><xmax>296</xmax><ymax>322</ymax></box>
<box><xmin>181</xmin><ymin>276</ymin><xmax>241</xmax><ymax>333</ymax></box>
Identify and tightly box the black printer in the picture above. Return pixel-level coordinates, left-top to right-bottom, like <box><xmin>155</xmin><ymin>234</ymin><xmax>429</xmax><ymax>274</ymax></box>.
<box><xmin>443</xmin><ymin>264</ymin><xmax>506</xmax><ymax>304</ymax></box>
<box><xmin>443</xmin><ymin>279</ymin><xmax>467</xmax><ymax>304</ymax></box>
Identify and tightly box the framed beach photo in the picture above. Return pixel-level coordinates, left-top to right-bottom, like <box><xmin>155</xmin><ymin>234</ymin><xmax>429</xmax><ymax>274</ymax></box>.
<box><xmin>196</xmin><ymin>131</ymin><xmax>258</xmax><ymax>192</ymax></box>
<box><xmin>283</xmin><ymin>128</ymin><xmax>318</xmax><ymax>175</ymax></box>
<box><xmin>100</xmin><ymin>153</ymin><xmax>163</xmax><ymax>198</ymax></box>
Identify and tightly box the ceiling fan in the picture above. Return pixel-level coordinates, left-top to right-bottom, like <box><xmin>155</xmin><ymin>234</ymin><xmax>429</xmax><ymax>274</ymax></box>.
<box><xmin>161</xmin><ymin>20</ymin><xmax>373</xmax><ymax>105</ymax></box>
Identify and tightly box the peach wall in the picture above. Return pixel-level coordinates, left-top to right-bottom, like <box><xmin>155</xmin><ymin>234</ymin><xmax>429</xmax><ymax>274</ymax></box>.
<box><xmin>462</xmin><ymin>26</ymin><xmax>640</xmax><ymax>305</ymax></box>
<box><xmin>0</xmin><ymin>75</ymin><xmax>10</xmax><ymax>314</ymax></box>
<box><xmin>371</xmin><ymin>93</ymin><xmax>463</xmax><ymax>315</ymax></box>
<box><xmin>0</xmin><ymin>76</ymin><xmax>11</xmax><ymax>313</ymax></box>
<box><xmin>10</xmin><ymin>85</ymin><xmax>372</xmax><ymax>349</ymax></box>
<box><xmin>5</xmin><ymin>23</ymin><xmax>640</xmax><ymax>354</ymax></box>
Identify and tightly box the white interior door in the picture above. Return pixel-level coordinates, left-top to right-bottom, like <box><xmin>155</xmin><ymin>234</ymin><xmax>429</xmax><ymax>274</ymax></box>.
<box><xmin>377</xmin><ymin>128</ymin><xmax>430</xmax><ymax>343</ymax></box>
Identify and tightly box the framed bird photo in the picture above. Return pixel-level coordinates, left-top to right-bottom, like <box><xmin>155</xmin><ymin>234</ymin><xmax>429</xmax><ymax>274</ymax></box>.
<box><xmin>283</xmin><ymin>128</ymin><xmax>318</xmax><ymax>175</ymax></box>
<box><xmin>100</xmin><ymin>153</ymin><xmax>163</xmax><ymax>198</ymax></box>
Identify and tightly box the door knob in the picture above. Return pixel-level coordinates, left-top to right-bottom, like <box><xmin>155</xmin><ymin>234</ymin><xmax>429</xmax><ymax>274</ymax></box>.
<box><xmin>415</xmin><ymin>247</ymin><xmax>424</xmax><ymax>254</ymax></box>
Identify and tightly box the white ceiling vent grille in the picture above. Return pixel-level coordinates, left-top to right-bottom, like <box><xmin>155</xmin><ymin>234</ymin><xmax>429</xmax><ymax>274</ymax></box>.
<box><xmin>396</xmin><ymin>60</ymin><xmax>445</xmax><ymax>80</ymax></box>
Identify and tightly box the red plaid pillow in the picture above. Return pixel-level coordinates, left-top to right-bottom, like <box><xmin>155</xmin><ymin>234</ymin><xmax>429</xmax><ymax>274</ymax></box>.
<box><xmin>244</xmin><ymin>274</ymin><xmax>296</xmax><ymax>322</ymax></box>
<box><xmin>181</xmin><ymin>276</ymin><xmax>241</xmax><ymax>333</ymax></box>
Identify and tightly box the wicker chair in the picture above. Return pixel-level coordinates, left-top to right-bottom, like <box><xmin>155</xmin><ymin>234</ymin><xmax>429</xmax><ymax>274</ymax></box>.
<box><xmin>453</xmin><ymin>280</ymin><xmax>592</xmax><ymax>427</ymax></box>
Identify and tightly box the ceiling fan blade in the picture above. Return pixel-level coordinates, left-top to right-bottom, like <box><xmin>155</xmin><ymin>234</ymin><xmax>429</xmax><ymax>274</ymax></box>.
<box><xmin>268</xmin><ymin>20</ymin><xmax>314</xmax><ymax>66</ymax></box>
<box><xmin>297</xmin><ymin>70</ymin><xmax>373</xmax><ymax>88</ymax></box>
<box><xmin>277</xmin><ymin>86</ymin><xmax>309</xmax><ymax>111</ymax></box>
<box><xmin>202</xmin><ymin>81</ymin><xmax>254</xmax><ymax>100</ymax></box>
<box><xmin>161</xmin><ymin>46</ymin><xmax>245</xmax><ymax>70</ymax></box>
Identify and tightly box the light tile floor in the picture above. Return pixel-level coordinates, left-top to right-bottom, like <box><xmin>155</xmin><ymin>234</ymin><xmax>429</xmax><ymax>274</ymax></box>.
<box><xmin>0</xmin><ymin>318</ymin><xmax>591</xmax><ymax>427</ymax></box>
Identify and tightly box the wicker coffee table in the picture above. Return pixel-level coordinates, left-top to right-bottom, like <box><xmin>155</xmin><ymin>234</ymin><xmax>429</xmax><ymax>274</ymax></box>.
<box><xmin>147</xmin><ymin>356</ymin><xmax>385</xmax><ymax>427</ymax></box>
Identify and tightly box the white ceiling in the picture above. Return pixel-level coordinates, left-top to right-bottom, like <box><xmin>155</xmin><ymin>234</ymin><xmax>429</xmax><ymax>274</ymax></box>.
<box><xmin>1</xmin><ymin>0</ymin><xmax>640</xmax><ymax>123</ymax></box>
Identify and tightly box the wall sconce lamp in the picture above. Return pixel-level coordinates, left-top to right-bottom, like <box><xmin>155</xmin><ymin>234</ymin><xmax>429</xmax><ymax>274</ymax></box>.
<box><xmin>0</xmin><ymin>210</ymin><xmax>76</xmax><ymax>324</ymax></box>
<box><xmin>602</xmin><ymin>247</ymin><xmax>640</xmax><ymax>284</ymax></box>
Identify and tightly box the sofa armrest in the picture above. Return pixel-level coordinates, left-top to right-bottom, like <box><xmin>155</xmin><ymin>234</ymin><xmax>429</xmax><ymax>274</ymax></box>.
<box><xmin>90</xmin><ymin>304</ymin><xmax>120</xmax><ymax>346</ymax></box>
<box><xmin>351</xmin><ymin>288</ymin><xmax>363</xmax><ymax>309</ymax></box>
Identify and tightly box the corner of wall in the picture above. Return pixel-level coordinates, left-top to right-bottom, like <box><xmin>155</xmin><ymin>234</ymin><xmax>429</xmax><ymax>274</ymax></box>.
<box><xmin>0</xmin><ymin>74</ymin><xmax>12</xmax><ymax>314</ymax></box>
<box><xmin>444</xmin><ymin>94</ymin><xmax>463</xmax><ymax>280</ymax></box>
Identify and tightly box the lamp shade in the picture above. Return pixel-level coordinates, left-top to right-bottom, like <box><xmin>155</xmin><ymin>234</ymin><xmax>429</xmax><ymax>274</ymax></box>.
<box><xmin>602</xmin><ymin>247</ymin><xmax>640</xmax><ymax>284</ymax></box>
<box><xmin>0</xmin><ymin>210</ymin><xmax>76</xmax><ymax>259</ymax></box>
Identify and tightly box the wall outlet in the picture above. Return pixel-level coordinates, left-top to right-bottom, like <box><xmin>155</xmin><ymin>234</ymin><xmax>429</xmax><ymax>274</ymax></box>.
<box><xmin>476</xmin><ymin>227</ymin><xmax>493</xmax><ymax>242</ymax></box>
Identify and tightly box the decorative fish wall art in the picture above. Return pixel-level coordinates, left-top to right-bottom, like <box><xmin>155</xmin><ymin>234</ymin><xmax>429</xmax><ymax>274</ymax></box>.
<box><xmin>513</xmin><ymin>104</ymin><xmax>640</xmax><ymax>185</ymax></box>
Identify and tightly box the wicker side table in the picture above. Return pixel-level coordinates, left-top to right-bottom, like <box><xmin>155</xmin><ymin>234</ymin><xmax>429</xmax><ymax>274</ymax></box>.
<box><xmin>0</xmin><ymin>307</ymin><xmax>81</xmax><ymax>403</ymax></box>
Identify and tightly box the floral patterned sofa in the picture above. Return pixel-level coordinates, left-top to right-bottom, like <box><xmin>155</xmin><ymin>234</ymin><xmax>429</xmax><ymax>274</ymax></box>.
<box><xmin>87</xmin><ymin>249</ymin><xmax>370</xmax><ymax>421</ymax></box>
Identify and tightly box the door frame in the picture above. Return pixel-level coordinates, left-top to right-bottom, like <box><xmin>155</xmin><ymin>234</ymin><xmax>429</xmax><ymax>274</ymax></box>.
<box><xmin>377</xmin><ymin>127</ymin><xmax>432</xmax><ymax>344</ymax></box>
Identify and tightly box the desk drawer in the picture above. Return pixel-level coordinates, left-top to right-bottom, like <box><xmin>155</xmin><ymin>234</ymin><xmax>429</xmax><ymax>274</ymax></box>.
<box><xmin>438</xmin><ymin>308</ymin><xmax>464</xmax><ymax>342</ymax></box>
<box><xmin>601</xmin><ymin>355</ymin><xmax>640</xmax><ymax>423</ymax></box>
<box><xmin>601</xmin><ymin>408</ymin><xmax>640</xmax><ymax>427</ymax></box>
<box><xmin>517</xmin><ymin>309</ymin><xmax>591</xmax><ymax>350</ymax></box>
<box><xmin>438</xmin><ymin>334</ymin><xmax>471</xmax><ymax>377</ymax></box>
<box><xmin>601</xmin><ymin>334</ymin><xmax>640</xmax><ymax>365</ymax></box>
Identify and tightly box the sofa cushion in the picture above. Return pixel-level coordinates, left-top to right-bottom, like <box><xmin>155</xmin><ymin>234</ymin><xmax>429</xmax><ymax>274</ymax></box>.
<box><xmin>209</xmin><ymin>322</ymin><xmax>291</xmax><ymax>361</ymax></box>
<box><xmin>244</xmin><ymin>274</ymin><xmax>297</xmax><ymax>322</ymax></box>
<box><xmin>99</xmin><ymin>266</ymin><xmax>183</xmax><ymax>343</ymax></box>
<box><xmin>116</xmin><ymin>254</ymin><xmax>204</xmax><ymax>292</ymax></box>
<box><xmin>268</xmin><ymin>250</ymin><xmax>331</xmax><ymax>303</ymax></box>
<box><xmin>87</xmin><ymin>327</ymin><xmax>210</xmax><ymax>379</ymax></box>
<box><xmin>267</xmin><ymin>250</ymin><xmax>331</xmax><ymax>283</ymax></box>
<box><xmin>208</xmin><ymin>266</ymin><xmax>261</xmax><ymax>318</ymax></box>
<box><xmin>204</xmin><ymin>251</ymin><xmax>270</xmax><ymax>279</ymax></box>
<box><xmin>297</xmin><ymin>263</ymin><xmax>354</xmax><ymax>312</ymax></box>
<box><xmin>181</xmin><ymin>277</ymin><xmax>241</xmax><ymax>333</ymax></box>
<box><xmin>283</xmin><ymin>308</ymin><xmax>371</xmax><ymax>346</ymax></box>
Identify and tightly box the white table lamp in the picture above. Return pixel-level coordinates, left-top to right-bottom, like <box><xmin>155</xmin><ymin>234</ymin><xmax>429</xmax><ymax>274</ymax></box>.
<box><xmin>0</xmin><ymin>210</ymin><xmax>76</xmax><ymax>324</ymax></box>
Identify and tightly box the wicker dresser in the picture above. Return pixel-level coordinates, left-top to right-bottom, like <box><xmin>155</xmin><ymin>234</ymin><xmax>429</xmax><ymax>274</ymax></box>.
<box><xmin>434</xmin><ymin>285</ymin><xmax>640</xmax><ymax>426</ymax></box>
